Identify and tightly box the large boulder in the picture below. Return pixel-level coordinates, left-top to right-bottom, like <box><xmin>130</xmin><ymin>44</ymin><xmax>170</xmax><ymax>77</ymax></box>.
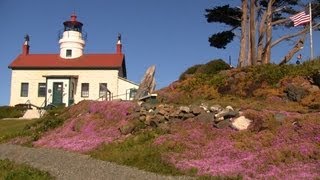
<box><xmin>284</xmin><ymin>84</ymin><xmax>308</xmax><ymax>102</ymax></box>
<box><xmin>231</xmin><ymin>116</ymin><xmax>252</xmax><ymax>130</ymax></box>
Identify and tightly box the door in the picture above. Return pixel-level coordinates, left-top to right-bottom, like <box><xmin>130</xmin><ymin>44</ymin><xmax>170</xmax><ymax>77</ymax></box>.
<box><xmin>52</xmin><ymin>82</ymin><xmax>63</xmax><ymax>105</ymax></box>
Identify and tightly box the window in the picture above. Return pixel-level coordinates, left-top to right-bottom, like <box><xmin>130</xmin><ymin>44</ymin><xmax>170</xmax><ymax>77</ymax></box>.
<box><xmin>81</xmin><ymin>83</ymin><xmax>89</xmax><ymax>97</ymax></box>
<box><xmin>38</xmin><ymin>83</ymin><xmax>46</xmax><ymax>97</ymax></box>
<box><xmin>129</xmin><ymin>88</ymin><xmax>137</xmax><ymax>99</ymax></box>
<box><xmin>66</xmin><ymin>49</ymin><xmax>72</xmax><ymax>57</ymax></box>
<box><xmin>99</xmin><ymin>83</ymin><xmax>108</xmax><ymax>98</ymax></box>
<box><xmin>20</xmin><ymin>83</ymin><xmax>29</xmax><ymax>97</ymax></box>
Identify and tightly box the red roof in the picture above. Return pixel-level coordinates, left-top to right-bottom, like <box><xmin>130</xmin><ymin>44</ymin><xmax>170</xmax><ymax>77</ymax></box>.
<box><xmin>8</xmin><ymin>54</ymin><xmax>125</xmax><ymax>69</ymax></box>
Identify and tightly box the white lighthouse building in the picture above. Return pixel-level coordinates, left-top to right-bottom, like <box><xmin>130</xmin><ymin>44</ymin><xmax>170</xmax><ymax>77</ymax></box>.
<box><xmin>8</xmin><ymin>14</ymin><xmax>138</xmax><ymax>108</ymax></box>
<box><xmin>59</xmin><ymin>14</ymin><xmax>85</xmax><ymax>59</ymax></box>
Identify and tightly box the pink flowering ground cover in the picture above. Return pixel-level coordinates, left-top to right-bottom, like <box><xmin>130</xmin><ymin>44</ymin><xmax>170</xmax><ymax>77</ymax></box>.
<box><xmin>34</xmin><ymin>101</ymin><xmax>136</xmax><ymax>152</ymax></box>
<box><xmin>153</xmin><ymin>117</ymin><xmax>320</xmax><ymax>179</ymax></box>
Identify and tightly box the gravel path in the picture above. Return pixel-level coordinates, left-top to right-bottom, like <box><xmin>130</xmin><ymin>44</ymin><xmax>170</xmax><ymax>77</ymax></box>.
<box><xmin>0</xmin><ymin>144</ymin><xmax>194</xmax><ymax>180</ymax></box>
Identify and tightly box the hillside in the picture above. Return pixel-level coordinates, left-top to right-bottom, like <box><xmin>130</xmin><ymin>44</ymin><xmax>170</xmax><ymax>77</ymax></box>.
<box><xmin>5</xmin><ymin>60</ymin><xmax>320</xmax><ymax>179</ymax></box>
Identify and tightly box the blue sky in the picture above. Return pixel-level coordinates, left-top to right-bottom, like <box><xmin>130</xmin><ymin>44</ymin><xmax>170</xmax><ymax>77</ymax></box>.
<box><xmin>0</xmin><ymin>0</ymin><xmax>319</xmax><ymax>106</ymax></box>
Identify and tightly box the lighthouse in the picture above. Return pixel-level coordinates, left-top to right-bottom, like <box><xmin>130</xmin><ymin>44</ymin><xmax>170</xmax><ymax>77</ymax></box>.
<box><xmin>59</xmin><ymin>13</ymin><xmax>85</xmax><ymax>59</ymax></box>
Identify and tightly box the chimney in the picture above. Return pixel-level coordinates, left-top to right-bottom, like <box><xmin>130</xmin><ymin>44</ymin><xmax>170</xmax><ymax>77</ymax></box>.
<box><xmin>116</xmin><ymin>33</ymin><xmax>122</xmax><ymax>54</ymax></box>
<box><xmin>22</xmin><ymin>34</ymin><xmax>30</xmax><ymax>55</ymax></box>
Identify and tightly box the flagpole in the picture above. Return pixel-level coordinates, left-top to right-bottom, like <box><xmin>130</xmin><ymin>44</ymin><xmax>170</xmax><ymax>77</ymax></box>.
<box><xmin>309</xmin><ymin>2</ymin><xmax>314</xmax><ymax>60</ymax></box>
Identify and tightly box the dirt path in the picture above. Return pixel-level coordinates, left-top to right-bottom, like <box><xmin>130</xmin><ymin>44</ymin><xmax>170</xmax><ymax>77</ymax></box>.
<box><xmin>0</xmin><ymin>144</ymin><xmax>193</xmax><ymax>180</ymax></box>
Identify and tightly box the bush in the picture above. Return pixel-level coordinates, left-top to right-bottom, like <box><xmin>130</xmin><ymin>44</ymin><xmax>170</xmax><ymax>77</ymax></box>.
<box><xmin>179</xmin><ymin>64</ymin><xmax>202</xmax><ymax>80</ymax></box>
<box><xmin>196</xmin><ymin>59</ymin><xmax>231</xmax><ymax>75</ymax></box>
<box><xmin>0</xmin><ymin>106</ymin><xmax>25</xmax><ymax>119</ymax></box>
<box><xmin>179</xmin><ymin>59</ymin><xmax>230</xmax><ymax>80</ymax></box>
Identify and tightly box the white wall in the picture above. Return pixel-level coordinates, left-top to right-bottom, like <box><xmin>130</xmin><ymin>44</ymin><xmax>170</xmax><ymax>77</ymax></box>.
<box><xmin>10</xmin><ymin>69</ymin><xmax>120</xmax><ymax>107</ymax></box>
<box><xmin>59</xmin><ymin>31</ymin><xmax>85</xmax><ymax>59</ymax></box>
<box><xmin>117</xmin><ymin>77</ymin><xmax>139</xmax><ymax>100</ymax></box>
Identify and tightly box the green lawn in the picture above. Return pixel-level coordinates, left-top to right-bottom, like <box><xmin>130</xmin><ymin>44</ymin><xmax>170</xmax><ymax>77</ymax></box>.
<box><xmin>0</xmin><ymin>159</ymin><xmax>53</xmax><ymax>180</ymax></box>
<box><xmin>0</xmin><ymin>119</ymin><xmax>36</xmax><ymax>143</ymax></box>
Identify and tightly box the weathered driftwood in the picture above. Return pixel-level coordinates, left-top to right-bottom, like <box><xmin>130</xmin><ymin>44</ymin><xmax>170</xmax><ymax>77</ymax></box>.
<box><xmin>134</xmin><ymin>65</ymin><xmax>156</xmax><ymax>100</ymax></box>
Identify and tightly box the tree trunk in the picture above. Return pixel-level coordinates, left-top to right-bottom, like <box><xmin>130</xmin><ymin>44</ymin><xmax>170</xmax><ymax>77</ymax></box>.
<box><xmin>250</xmin><ymin>0</ymin><xmax>256</xmax><ymax>65</ymax></box>
<box><xmin>256</xmin><ymin>11</ymin><xmax>267</xmax><ymax>65</ymax></box>
<box><xmin>279</xmin><ymin>33</ymin><xmax>306</xmax><ymax>65</ymax></box>
<box><xmin>238</xmin><ymin>0</ymin><xmax>248</xmax><ymax>68</ymax></box>
<box><xmin>263</xmin><ymin>0</ymin><xmax>274</xmax><ymax>64</ymax></box>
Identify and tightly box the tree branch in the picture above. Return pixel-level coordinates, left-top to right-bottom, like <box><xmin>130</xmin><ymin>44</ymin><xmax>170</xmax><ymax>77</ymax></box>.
<box><xmin>279</xmin><ymin>33</ymin><xmax>306</xmax><ymax>65</ymax></box>
<box><xmin>271</xmin><ymin>18</ymin><xmax>290</xmax><ymax>26</ymax></box>
<box><xmin>271</xmin><ymin>23</ymin><xmax>320</xmax><ymax>48</ymax></box>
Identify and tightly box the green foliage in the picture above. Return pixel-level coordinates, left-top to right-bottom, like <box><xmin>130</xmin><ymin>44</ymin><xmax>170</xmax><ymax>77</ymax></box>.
<box><xmin>179</xmin><ymin>59</ymin><xmax>230</xmax><ymax>81</ymax></box>
<box><xmin>0</xmin><ymin>120</ymin><xmax>36</xmax><ymax>143</ymax></box>
<box><xmin>179</xmin><ymin>64</ymin><xmax>202</xmax><ymax>80</ymax></box>
<box><xmin>197</xmin><ymin>59</ymin><xmax>231</xmax><ymax>75</ymax></box>
<box><xmin>0</xmin><ymin>106</ymin><xmax>25</xmax><ymax>119</ymax></box>
<box><xmin>24</xmin><ymin>107</ymin><xmax>67</xmax><ymax>141</ymax></box>
<box><xmin>208</xmin><ymin>31</ymin><xmax>235</xmax><ymax>49</ymax></box>
<box><xmin>0</xmin><ymin>159</ymin><xmax>52</xmax><ymax>180</ymax></box>
<box><xmin>205</xmin><ymin>5</ymin><xmax>241</xmax><ymax>27</ymax></box>
<box><xmin>90</xmin><ymin>129</ymin><xmax>185</xmax><ymax>176</ymax></box>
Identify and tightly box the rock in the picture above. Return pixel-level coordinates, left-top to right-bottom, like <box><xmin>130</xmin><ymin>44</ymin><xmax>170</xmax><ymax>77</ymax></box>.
<box><xmin>182</xmin><ymin>113</ymin><xmax>195</xmax><ymax>120</ymax></box>
<box><xmin>191</xmin><ymin>106</ymin><xmax>202</xmax><ymax>115</ymax></box>
<box><xmin>169</xmin><ymin>110</ymin><xmax>180</xmax><ymax>118</ymax></box>
<box><xmin>134</xmin><ymin>65</ymin><xmax>156</xmax><ymax>100</ymax></box>
<box><xmin>213</xmin><ymin>119</ymin><xmax>231</xmax><ymax>129</ymax></box>
<box><xmin>210</xmin><ymin>105</ymin><xmax>223</xmax><ymax>113</ymax></box>
<box><xmin>200</xmin><ymin>103</ymin><xmax>209</xmax><ymax>111</ymax></box>
<box><xmin>141</xmin><ymin>103</ymin><xmax>156</xmax><ymax>111</ymax></box>
<box><xmin>214</xmin><ymin>116</ymin><xmax>225</xmax><ymax>123</ymax></box>
<box><xmin>308</xmin><ymin>85</ymin><xmax>320</xmax><ymax>93</ymax></box>
<box><xmin>226</xmin><ymin>106</ymin><xmax>234</xmax><ymax>111</ymax></box>
<box><xmin>139</xmin><ymin>115</ymin><xmax>146</xmax><ymax>121</ymax></box>
<box><xmin>149</xmin><ymin>120</ymin><xmax>158</xmax><ymax>128</ymax></box>
<box><xmin>179</xmin><ymin>106</ymin><xmax>190</xmax><ymax>113</ymax></box>
<box><xmin>145</xmin><ymin>114</ymin><xmax>154</xmax><ymax>122</ymax></box>
<box><xmin>285</xmin><ymin>84</ymin><xmax>308</xmax><ymax>102</ymax></box>
<box><xmin>231</xmin><ymin>116</ymin><xmax>252</xmax><ymax>130</ymax></box>
<box><xmin>214</xmin><ymin>106</ymin><xmax>238</xmax><ymax>119</ymax></box>
<box><xmin>119</xmin><ymin>122</ymin><xmax>136</xmax><ymax>135</ymax></box>
<box><xmin>194</xmin><ymin>113</ymin><xmax>214</xmax><ymax>123</ymax></box>
<box><xmin>155</xmin><ymin>114</ymin><xmax>166</xmax><ymax>123</ymax></box>
<box><xmin>158</xmin><ymin>108</ymin><xmax>168</xmax><ymax>116</ymax></box>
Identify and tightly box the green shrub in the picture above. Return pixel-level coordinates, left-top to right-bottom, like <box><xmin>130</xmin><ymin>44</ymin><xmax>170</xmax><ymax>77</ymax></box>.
<box><xmin>23</xmin><ymin>107</ymin><xmax>67</xmax><ymax>141</ymax></box>
<box><xmin>0</xmin><ymin>106</ymin><xmax>25</xmax><ymax>119</ymax></box>
<box><xmin>179</xmin><ymin>59</ymin><xmax>230</xmax><ymax>81</ymax></box>
<box><xmin>179</xmin><ymin>64</ymin><xmax>202</xmax><ymax>80</ymax></box>
<box><xmin>196</xmin><ymin>59</ymin><xmax>231</xmax><ymax>75</ymax></box>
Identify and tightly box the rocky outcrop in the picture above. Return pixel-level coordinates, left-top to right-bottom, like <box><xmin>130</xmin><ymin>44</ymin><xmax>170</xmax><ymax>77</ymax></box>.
<box><xmin>120</xmin><ymin>102</ymin><xmax>252</xmax><ymax>135</ymax></box>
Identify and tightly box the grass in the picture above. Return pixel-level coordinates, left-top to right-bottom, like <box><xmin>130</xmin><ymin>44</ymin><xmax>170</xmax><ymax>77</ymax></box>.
<box><xmin>0</xmin><ymin>159</ymin><xmax>53</xmax><ymax>180</ymax></box>
<box><xmin>0</xmin><ymin>119</ymin><xmax>37</xmax><ymax>143</ymax></box>
<box><xmin>90</xmin><ymin>129</ymin><xmax>186</xmax><ymax>176</ymax></box>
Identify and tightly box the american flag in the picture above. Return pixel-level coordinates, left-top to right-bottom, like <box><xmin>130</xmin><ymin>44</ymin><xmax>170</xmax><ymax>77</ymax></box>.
<box><xmin>290</xmin><ymin>11</ymin><xmax>311</xmax><ymax>26</ymax></box>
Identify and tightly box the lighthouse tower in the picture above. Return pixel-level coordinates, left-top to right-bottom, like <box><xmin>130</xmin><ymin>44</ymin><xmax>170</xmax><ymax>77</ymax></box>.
<box><xmin>59</xmin><ymin>13</ymin><xmax>85</xmax><ymax>59</ymax></box>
